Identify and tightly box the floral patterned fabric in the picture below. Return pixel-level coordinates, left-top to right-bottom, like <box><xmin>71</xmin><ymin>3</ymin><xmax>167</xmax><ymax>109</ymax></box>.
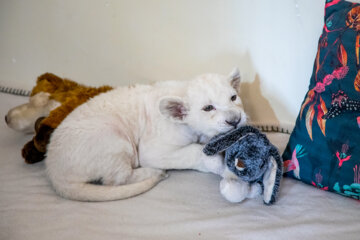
<box><xmin>282</xmin><ymin>0</ymin><xmax>360</xmax><ymax>200</ymax></box>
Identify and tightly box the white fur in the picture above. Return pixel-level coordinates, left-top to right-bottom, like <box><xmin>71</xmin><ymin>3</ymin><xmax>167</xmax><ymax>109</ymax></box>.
<box><xmin>219</xmin><ymin>168</ymin><xmax>262</xmax><ymax>203</ymax></box>
<box><xmin>45</xmin><ymin>69</ymin><xmax>247</xmax><ymax>201</ymax></box>
<box><xmin>5</xmin><ymin>92</ymin><xmax>60</xmax><ymax>133</ymax></box>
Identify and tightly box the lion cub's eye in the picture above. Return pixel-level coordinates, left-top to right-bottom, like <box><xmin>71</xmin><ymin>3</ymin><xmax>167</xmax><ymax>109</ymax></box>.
<box><xmin>231</xmin><ymin>95</ymin><xmax>237</xmax><ymax>101</ymax></box>
<box><xmin>203</xmin><ymin>105</ymin><xmax>215</xmax><ymax>112</ymax></box>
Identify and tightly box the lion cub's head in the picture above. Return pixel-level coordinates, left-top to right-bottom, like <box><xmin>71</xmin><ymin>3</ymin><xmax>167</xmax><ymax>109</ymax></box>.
<box><xmin>160</xmin><ymin>68</ymin><xmax>247</xmax><ymax>140</ymax></box>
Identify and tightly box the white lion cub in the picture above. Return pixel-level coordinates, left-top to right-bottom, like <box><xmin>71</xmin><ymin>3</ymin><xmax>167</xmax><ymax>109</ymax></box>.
<box><xmin>45</xmin><ymin>68</ymin><xmax>247</xmax><ymax>201</ymax></box>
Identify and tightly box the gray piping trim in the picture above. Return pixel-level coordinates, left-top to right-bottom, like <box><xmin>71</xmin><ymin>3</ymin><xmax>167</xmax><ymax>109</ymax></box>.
<box><xmin>252</xmin><ymin>124</ymin><xmax>292</xmax><ymax>135</ymax></box>
<box><xmin>0</xmin><ymin>86</ymin><xmax>30</xmax><ymax>97</ymax></box>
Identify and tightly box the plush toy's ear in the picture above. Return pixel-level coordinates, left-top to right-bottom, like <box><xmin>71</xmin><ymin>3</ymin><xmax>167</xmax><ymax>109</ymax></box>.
<box><xmin>228</xmin><ymin>67</ymin><xmax>241</xmax><ymax>91</ymax></box>
<box><xmin>159</xmin><ymin>97</ymin><xmax>188</xmax><ymax>122</ymax></box>
<box><xmin>29</xmin><ymin>92</ymin><xmax>50</xmax><ymax>107</ymax></box>
<box><xmin>203</xmin><ymin>128</ymin><xmax>246</xmax><ymax>156</ymax></box>
<box><xmin>204</xmin><ymin>125</ymin><xmax>263</xmax><ymax>155</ymax></box>
<box><xmin>262</xmin><ymin>147</ymin><xmax>283</xmax><ymax>205</ymax></box>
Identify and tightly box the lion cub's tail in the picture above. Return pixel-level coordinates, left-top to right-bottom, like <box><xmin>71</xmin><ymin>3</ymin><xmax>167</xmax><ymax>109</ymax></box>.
<box><xmin>50</xmin><ymin>175</ymin><xmax>165</xmax><ymax>202</ymax></box>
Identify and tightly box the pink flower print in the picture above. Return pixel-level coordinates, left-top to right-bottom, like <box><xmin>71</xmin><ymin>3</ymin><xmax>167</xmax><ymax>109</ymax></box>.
<box><xmin>284</xmin><ymin>145</ymin><xmax>306</xmax><ymax>179</ymax></box>
<box><xmin>333</xmin><ymin>66</ymin><xmax>349</xmax><ymax>79</ymax></box>
<box><xmin>336</xmin><ymin>150</ymin><xmax>351</xmax><ymax>168</ymax></box>
<box><xmin>314</xmin><ymin>82</ymin><xmax>325</xmax><ymax>93</ymax></box>
<box><xmin>331</xmin><ymin>90</ymin><xmax>348</xmax><ymax>107</ymax></box>
<box><xmin>284</xmin><ymin>148</ymin><xmax>300</xmax><ymax>179</ymax></box>
<box><xmin>326</xmin><ymin>0</ymin><xmax>342</xmax><ymax>9</ymax></box>
<box><xmin>323</xmin><ymin>74</ymin><xmax>334</xmax><ymax>85</ymax></box>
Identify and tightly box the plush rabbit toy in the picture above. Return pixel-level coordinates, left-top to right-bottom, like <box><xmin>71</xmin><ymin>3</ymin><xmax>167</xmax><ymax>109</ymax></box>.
<box><xmin>203</xmin><ymin>125</ymin><xmax>283</xmax><ymax>205</ymax></box>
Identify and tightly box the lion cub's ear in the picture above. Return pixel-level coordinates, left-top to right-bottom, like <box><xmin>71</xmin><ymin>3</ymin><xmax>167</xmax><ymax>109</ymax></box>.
<box><xmin>228</xmin><ymin>67</ymin><xmax>241</xmax><ymax>91</ymax></box>
<box><xmin>159</xmin><ymin>97</ymin><xmax>189</xmax><ymax>122</ymax></box>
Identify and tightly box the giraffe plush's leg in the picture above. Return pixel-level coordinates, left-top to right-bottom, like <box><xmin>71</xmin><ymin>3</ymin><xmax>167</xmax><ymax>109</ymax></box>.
<box><xmin>22</xmin><ymin>117</ymin><xmax>47</xmax><ymax>164</ymax></box>
<box><xmin>22</xmin><ymin>105</ymin><xmax>65</xmax><ymax>164</ymax></box>
<box><xmin>33</xmin><ymin>103</ymin><xmax>73</xmax><ymax>153</ymax></box>
<box><xmin>22</xmin><ymin>140</ymin><xmax>45</xmax><ymax>164</ymax></box>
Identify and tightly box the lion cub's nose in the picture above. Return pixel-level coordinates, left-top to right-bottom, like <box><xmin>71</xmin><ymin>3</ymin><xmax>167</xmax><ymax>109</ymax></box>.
<box><xmin>225</xmin><ymin>118</ymin><xmax>240</xmax><ymax>128</ymax></box>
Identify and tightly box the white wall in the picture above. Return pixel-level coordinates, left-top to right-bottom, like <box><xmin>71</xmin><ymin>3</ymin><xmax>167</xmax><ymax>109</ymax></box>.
<box><xmin>0</xmin><ymin>0</ymin><xmax>329</xmax><ymax>125</ymax></box>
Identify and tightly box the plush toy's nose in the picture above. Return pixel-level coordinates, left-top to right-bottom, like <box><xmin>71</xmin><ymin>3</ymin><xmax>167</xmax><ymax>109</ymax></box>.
<box><xmin>5</xmin><ymin>115</ymin><xmax>8</xmax><ymax>124</ymax></box>
<box><xmin>226</xmin><ymin>118</ymin><xmax>240</xmax><ymax>128</ymax></box>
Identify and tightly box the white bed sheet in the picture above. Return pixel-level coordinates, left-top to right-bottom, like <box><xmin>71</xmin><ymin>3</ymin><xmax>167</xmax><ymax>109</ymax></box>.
<box><xmin>0</xmin><ymin>93</ymin><xmax>359</xmax><ymax>240</ymax></box>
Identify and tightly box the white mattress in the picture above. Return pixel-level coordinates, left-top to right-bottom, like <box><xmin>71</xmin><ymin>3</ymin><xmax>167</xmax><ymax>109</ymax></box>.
<box><xmin>1</xmin><ymin>93</ymin><xmax>359</xmax><ymax>240</ymax></box>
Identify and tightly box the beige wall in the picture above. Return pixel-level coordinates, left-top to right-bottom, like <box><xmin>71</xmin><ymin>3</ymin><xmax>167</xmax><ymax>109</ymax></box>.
<box><xmin>0</xmin><ymin>0</ymin><xmax>333</xmax><ymax>125</ymax></box>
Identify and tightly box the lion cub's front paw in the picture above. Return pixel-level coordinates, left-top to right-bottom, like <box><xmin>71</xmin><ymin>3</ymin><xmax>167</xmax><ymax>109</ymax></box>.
<box><xmin>201</xmin><ymin>154</ymin><xmax>225</xmax><ymax>176</ymax></box>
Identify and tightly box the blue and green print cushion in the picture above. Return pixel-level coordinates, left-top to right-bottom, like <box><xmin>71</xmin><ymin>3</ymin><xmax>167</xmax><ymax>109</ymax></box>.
<box><xmin>282</xmin><ymin>0</ymin><xmax>360</xmax><ymax>200</ymax></box>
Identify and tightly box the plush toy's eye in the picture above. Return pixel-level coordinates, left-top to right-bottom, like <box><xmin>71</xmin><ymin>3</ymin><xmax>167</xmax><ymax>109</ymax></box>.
<box><xmin>235</xmin><ymin>158</ymin><xmax>245</xmax><ymax>171</ymax></box>
<box><xmin>231</xmin><ymin>95</ymin><xmax>237</xmax><ymax>101</ymax></box>
<box><xmin>203</xmin><ymin>105</ymin><xmax>215</xmax><ymax>112</ymax></box>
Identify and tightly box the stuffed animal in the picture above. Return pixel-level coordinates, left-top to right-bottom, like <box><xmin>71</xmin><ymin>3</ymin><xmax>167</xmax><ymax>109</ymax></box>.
<box><xmin>203</xmin><ymin>125</ymin><xmax>283</xmax><ymax>205</ymax></box>
<box><xmin>5</xmin><ymin>73</ymin><xmax>113</xmax><ymax>164</ymax></box>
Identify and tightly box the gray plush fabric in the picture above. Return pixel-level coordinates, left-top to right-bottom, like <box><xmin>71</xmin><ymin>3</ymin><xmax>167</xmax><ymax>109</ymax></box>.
<box><xmin>203</xmin><ymin>125</ymin><xmax>283</xmax><ymax>204</ymax></box>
